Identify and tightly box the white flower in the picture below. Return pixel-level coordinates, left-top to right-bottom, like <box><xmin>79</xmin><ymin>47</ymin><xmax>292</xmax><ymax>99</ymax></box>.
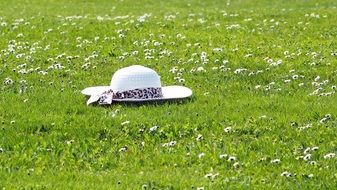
<box><xmin>169</xmin><ymin>67</ymin><xmax>178</xmax><ymax>73</ymax></box>
<box><xmin>269</xmin><ymin>59</ymin><xmax>282</xmax><ymax>66</ymax></box>
<box><xmin>198</xmin><ymin>153</ymin><xmax>205</xmax><ymax>159</ymax></box>
<box><xmin>271</xmin><ymin>159</ymin><xmax>281</xmax><ymax>164</ymax></box>
<box><xmin>223</xmin><ymin>59</ymin><xmax>229</xmax><ymax>64</ymax></box>
<box><xmin>204</xmin><ymin>173</ymin><xmax>219</xmax><ymax>180</ymax></box>
<box><xmin>178</xmin><ymin>78</ymin><xmax>185</xmax><ymax>83</ymax></box>
<box><xmin>196</xmin><ymin>134</ymin><xmax>203</xmax><ymax>141</ymax></box>
<box><xmin>96</xmin><ymin>16</ymin><xmax>104</xmax><ymax>21</ymax></box>
<box><xmin>219</xmin><ymin>154</ymin><xmax>228</xmax><ymax>159</ymax></box>
<box><xmin>234</xmin><ymin>68</ymin><xmax>247</xmax><ymax>74</ymax></box>
<box><xmin>16</xmin><ymin>33</ymin><xmax>24</xmax><ymax>38</ymax></box>
<box><xmin>281</xmin><ymin>171</ymin><xmax>295</xmax><ymax>177</ymax></box>
<box><xmin>259</xmin><ymin>115</ymin><xmax>267</xmax><ymax>119</ymax></box>
<box><xmin>309</xmin><ymin>161</ymin><xmax>317</xmax><ymax>165</ymax></box>
<box><xmin>292</xmin><ymin>75</ymin><xmax>299</xmax><ymax>80</ymax></box>
<box><xmin>196</xmin><ymin>187</ymin><xmax>204</xmax><ymax>190</ymax></box>
<box><xmin>280</xmin><ymin>171</ymin><xmax>290</xmax><ymax>177</ymax></box>
<box><xmin>248</xmin><ymin>72</ymin><xmax>255</xmax><ymax>76</ymax></box>
<box><xmin>121</xmin><ymin>121</ymin><xmax>130</xmax><ymax>126</ymax></box>
<box><xmin>153</xmin><ymin>41</ymin><xmax>161</xmax><ymax>46</ymax></box>
<box><xmin>119</xmin><ymin>146</ymin><xmax>128</xmax><ymax>152</ymax></box>
<box><xmin>303</xmin><ymin>154</ymin><xmax>312</xmax><ymax>161</ymax></box>
<box><xmin>1</xmin><ymin>22</ymin><xmax>7</xmax><ymax>27</ymax></box>
<box><xmin>323</xmin><ymin>153</ymin><xmax>335</xmax><ymax>159</ymax></box>
<box><xmin>66</xmin><ymin>140</ymin><xmax>74</xmax><ymax>145</ymax></box>
<box><xmin>212</xmin><ymin>48</ymin><xmax>223</xmax><ymax>52</ymax></box>
<box><xmin>196</xmin><ymin>66</ymin><xmax>206</xmax><ymax>72</ymax></box>
<box><xmin>164</xmin><ymin>141</ymin><xmax>177</xmax><ymax>147</ymax></box>
<box><xmin>233</xmin><ymin>162</ymin><xmax>240</xmax><ymax>169</ymax></box>
<box><xmin>204</xmin><ymin>173</ymin><xmax>213</xmax><ymax>178</ymax></box>
<box><xmin>169</xmin><ymin>141</ymin><xmax>176</xmax><ymax>147</ymax></box>
<box><xmin>149</xmin><ymin>125</ymin><xmax>158</xmax><ymax>133</ymax></box>
<box><xmin>228</xmin><ymin>156</ymin><xmax>236</xmax><ymax>162</ymax></box>
<box><xmin>141</xmin><ymin>184</ymin><xmax>148</xmax><ymax>190</ymax></box>
<box><xmin>319</xmin><ymin>114</ymin><xmax>331</xmax><ymax>123</ymax></box>
<box><xmin>244</xmin><ymin>53</ymin><xmax>253</xmax><ymax>58</ymax></box>
<box><xmin>4</xmin><ymin>77</ymin><xmax>14</xmax><ymax>85</ymax></box>
<box><xmin>162</xmin><ymin>143</ymin><xmax>168</xmax><ymax>147</ymax></box>
<box><xmin>301</xmin><ymin>123</ymin><xmax>312</xmax><ymax>130</ymax></box>
<box><xmin>311</xmin><ymin>146</ymin><xmax>319</xmax><ymax>151</ymax></box>
<box><xmin>224</xmin><ymin>127</ymin><xmax>231</xmax><ymax>133</ymax></box>
<box><xmin>303</xmin><ymin>147</ymin><xmax>311</xmax><ymax>154</ymax></box>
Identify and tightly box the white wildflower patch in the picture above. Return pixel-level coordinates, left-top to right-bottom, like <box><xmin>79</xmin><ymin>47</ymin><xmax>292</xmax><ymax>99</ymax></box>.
<box><xmin>196</xmin><ymin>134</ymin><xmax>203</xmax><ymax>141</ymax></box>
<box><xmin>280</xmin><ymin>171</ymin><xmax>294</xmax><ymax>178</ymax></box>
<box><xmin>270</xmin><ymin>159</ymin><xmax>281</xmax><ymax>164</ymax></box>
<box><xmin>162</xmin><ymin>141</ymin><xmax>177</xmax><ymax>147</ymax></box>
<box><xmin>319</xmin><ymin>114</ymin><xmax>331</xmax><ymax>124</ymax></box>
<box><xmin>4</xmin><ymin>77</ymin><xmax>14</xmax><ymax>85</ymax></box>
<box><xmin>121</xmin><ymin>121</ymin><xmax>130</xmax><ymax>126</ymax></box>
<box><xmin>227</xmin><ymin>156</ymin><xmax>236</xmax><ymax>162</ymax></box>
<box><xmin>149</xmin><ymin>125</ymin><xmax>158</xmax><ymax>133</ymax></box>
<box><xmin>224</xmin><ymin>127</ymin><xmax>232</xmax><ymax>133</ymax></box>
<box><xmin>204</xmin><ymin>172</ymin><xmax>219</xmax><ymax>180</ymax></box>
<box><xmin>219</xmin><ymin>154</ymin><xmax>228</xmax><ymax>159</ymax></box>
<box><xmin>119</xmin><ymin>146</ymin><xmax>128</xmax><ymax>152</ymax></box>
<box><xmin>323</xmin><ymin>153</ymin><xmax>335</xmax><ymax>159</ymax></box>
<box><xmin>198</xmin><ymin>153</ymin><xmax>205</xmax><ymax>159</ymax></box>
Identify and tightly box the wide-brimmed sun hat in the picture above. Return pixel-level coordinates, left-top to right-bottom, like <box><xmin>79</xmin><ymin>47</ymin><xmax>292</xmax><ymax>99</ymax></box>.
<box><xmin>82</xmin><ymin>65</ymin><xmax>193</xmax><ymax>105</ymax></box>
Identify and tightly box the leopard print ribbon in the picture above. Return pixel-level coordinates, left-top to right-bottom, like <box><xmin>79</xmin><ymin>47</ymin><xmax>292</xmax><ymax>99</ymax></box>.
<box><xmin>87</xmin><ymin>87</ymin><xmax>163</xmax><ymax>105</ymax></box>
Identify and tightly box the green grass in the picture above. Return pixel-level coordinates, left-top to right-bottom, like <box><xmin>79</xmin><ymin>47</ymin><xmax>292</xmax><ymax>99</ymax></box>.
<box><xmin>1</xmin><ymin>0</ymin><xmax>337</xmax><ymax>189</ymax></box>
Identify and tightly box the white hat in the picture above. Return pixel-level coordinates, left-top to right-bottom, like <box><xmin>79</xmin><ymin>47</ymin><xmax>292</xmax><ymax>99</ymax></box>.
<box><xmin>81</xmin><ymin>65</ymin><xmax>192</xmax><ymax>105</ymax></box>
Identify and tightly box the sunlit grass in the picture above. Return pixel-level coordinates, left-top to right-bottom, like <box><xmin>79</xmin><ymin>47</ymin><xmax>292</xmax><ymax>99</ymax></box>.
<box><xmin>0</xmin><ymin>0</ymin><xmax>337</xmax><ymax>189</ymax></box>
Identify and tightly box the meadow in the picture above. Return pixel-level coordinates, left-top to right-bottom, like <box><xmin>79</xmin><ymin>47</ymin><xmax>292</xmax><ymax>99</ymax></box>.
<box><xmin>0</xmin><ymin>0</ymin><xmax>337</xmax><ymax>189</ymax></box>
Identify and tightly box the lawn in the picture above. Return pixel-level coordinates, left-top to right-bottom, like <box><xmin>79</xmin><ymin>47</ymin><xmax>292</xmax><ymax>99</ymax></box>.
<box><xmin>0</xmin><ymin>0</ymin><xmax>337</xmax><ymax>189</ymax></box>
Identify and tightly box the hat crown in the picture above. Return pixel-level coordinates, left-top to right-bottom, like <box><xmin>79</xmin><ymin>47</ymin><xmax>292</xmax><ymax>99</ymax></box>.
<box><xmin>110</xmin><ymin>65</ymin><xmax>161</xmax><ymax>91</ymax></box>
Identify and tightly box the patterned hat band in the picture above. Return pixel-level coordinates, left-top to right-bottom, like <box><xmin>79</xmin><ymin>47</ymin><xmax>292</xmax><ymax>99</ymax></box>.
<box><xmin>98</xmin><ymin>87</ymin><xmax>163</xmax><ymax>104</ymax></box>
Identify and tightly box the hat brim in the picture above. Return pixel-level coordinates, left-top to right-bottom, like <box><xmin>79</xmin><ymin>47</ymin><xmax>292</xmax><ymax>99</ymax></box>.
<box><xmin>81</xmin><ymin>85</ymin><xmax>192</xmax><ymax>101</ymax></box>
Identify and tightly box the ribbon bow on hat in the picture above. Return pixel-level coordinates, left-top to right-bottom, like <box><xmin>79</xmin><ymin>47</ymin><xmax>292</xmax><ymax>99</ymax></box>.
<box><xmin>86</xmin><ymin>89</ymin><xmax>114</xmax><ymax>105</ymax></box>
